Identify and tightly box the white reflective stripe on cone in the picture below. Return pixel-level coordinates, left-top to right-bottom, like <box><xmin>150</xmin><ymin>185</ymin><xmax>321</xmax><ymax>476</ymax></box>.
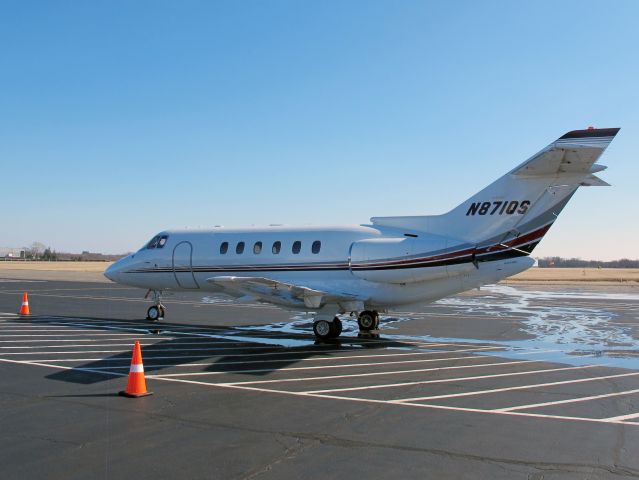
<box><xmin>130</xmin><ymin>364</ymin><xmax>144</xmax><ymax>373</ymax></box>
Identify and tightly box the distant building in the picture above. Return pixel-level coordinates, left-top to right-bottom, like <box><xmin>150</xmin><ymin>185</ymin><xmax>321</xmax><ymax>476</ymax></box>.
<box><xmin>0</xmin><ymin>247</ymin><xmax>25</xmax><ymax>259</ymax></box>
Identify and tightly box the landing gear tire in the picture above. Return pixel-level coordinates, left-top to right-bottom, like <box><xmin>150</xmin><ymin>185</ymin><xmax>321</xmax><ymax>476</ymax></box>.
<box><xmin>147</xmin><ymin>305</ymin><xmax>162</xmax><ymax>321</ymax></box>
<box><xmin>358</xmin><ymin>310</ymin><xmax>377</xmax><ymax>331</ymax></box>
<box><xmin>332</xmin><ymin>317</ymin><xmax>343</xmax><ymax>337</ymax></box>
<box><xmin>313</xmin><ymin>319</ymin><xmax>333</xmax><ymax>340</ymax></box>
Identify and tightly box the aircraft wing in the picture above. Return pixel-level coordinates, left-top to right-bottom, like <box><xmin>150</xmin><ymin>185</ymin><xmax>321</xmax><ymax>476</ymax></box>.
<box><xmin>205</xmin><ymin>276</ymin><xmax>366</xmax><ymax>310</ymax></box>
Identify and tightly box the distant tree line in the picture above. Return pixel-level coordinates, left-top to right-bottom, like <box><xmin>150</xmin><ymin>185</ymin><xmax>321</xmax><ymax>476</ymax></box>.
<box><xmin>10</xmin><ymin>241</ymin><xmax>125</xmax><ymax>262</ymax></box>
<box><xmin>538</xmin><ymin>257</ymin><xmax>639</xmax><ymax>268</ymax></box>
<box><xmin>23</xmin><ymin>242</ymin><xmax>55</xmax><ymax>260</ymax></box>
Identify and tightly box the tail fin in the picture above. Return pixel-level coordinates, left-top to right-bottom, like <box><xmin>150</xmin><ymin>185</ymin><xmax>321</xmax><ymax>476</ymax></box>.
<box><xmin>371</xmin><ymin>127</ymin><xmax>620</xmax><ymax>251</ymax></box>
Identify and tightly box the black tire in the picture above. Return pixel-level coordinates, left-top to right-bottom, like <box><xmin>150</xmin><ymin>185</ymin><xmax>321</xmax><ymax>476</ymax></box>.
<box><xmin>147</xmin><ymin>306</ymin><xmax>161</xmax><ymax>321</ymax></box>
<box><xmin>313</xmin><ymin>320</ymin><xmax>333</xmax><ymax>339</ymax></box>
<box><xmin>332</xmin><ymin>317</ymin><xmax>343</xmax><ymax>337</ymax></box>
<box><xmin>358</xmin><ymin>311</ymin><xmax>376</xmax><ymax>331</ymax></box>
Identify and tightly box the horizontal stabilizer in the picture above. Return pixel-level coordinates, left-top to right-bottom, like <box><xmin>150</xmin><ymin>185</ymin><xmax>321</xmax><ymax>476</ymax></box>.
<box><xmin>511</xmin><ymin>128</ymin><xmax>619</xmax><ymax>177</ymax></box>
<box><xmin>580</xmin><ymin>174</ymin><xmax>610</xmax><ymax>187</ymax></box>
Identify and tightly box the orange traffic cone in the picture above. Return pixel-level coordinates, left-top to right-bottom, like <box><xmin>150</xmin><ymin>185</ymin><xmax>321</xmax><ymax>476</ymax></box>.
<box><xmin>119</xmin><ymin>340</ymin><xmax>153</xmax><ymax>397</ymax></box>
<box><xmin>19</xmin><ymin>292</ymin><xmax>30</xmax><ymax>316</ymax></box>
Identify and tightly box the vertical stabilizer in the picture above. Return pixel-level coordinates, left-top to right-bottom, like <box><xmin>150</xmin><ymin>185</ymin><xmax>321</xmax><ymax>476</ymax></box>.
<box><xmin>371</xmin><ymin>128</ymin><xmax>620</xmax><ymax>250</ymax></box>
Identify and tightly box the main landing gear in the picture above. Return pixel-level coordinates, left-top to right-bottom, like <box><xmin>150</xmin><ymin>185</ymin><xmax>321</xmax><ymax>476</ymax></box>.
<box><xmin>357</xmin><ymin>310</ymin><xmax>380</xmax><ymax>331</ymax></box>
<box><xmin>145</xmin><ymin>290</ymin><xmax>165</xmax><ymax>321</ymax></box>
<box><xmin>313</xmin><ymin>316</ymin><xmax>342</xmax><ymax>340</ymax></box>
<box><xmin>312</xmin><ymin>310</ymin><xmax>379</xmax><ymax>340</ymax></box>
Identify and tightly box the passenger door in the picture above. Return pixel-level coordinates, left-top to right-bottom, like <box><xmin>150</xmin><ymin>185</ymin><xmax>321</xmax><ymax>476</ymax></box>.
<box><xmin>173</xmin><ymin>241</ymin><xmax>199</xmax><ymax>289</ymax></box>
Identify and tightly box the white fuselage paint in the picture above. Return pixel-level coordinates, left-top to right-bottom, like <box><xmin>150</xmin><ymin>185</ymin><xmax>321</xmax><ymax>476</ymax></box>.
<box><xmin>105</xmin><ymin>225</ymin><xmax>533</xmax><ymax>311</ymax></box>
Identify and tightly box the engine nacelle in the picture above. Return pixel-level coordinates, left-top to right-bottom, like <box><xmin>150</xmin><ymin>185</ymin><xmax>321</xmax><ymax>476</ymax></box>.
<box><xmin>349</xmin><ymin>234</ymin><xmax>476</xmax><ymax>284</ymax></box>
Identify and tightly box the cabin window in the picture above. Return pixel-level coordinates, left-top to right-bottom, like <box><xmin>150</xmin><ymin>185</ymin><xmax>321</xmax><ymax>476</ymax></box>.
<box><xmin>220</xmin><ymin>242</ymin><xmax>228</xmax><ymax>254</ymax></box>
<box><xmin>236</xmin><ymin>242</ymin><xmax>245</xmax><ymax>254</ymax></box>
<box><xmin>253</xmin><ymin>241</ymin><xmax>262</xmax><ymax>254</ymax></box>
<box><xmin>312</xmin><ymin>240</ymin><xmax>321</xmax><ymax>254</ymax></box>
<box><xmin>157</xmin><ymin>236</ymin><xmax>168</xmax><ymax>248</ymax></box>
<box><xmin>292</xmin><ymin>241</ymin><xmax>301</xmax><ymax>254</ymax></box>
<box><xmin>272</xmin><ymin>241</ymin><xmax>281</xmax><ymax>254</ymax></box>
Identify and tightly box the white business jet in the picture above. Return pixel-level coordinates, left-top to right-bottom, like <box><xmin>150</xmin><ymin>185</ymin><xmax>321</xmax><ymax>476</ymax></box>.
<box><xmin>105</xmin><ymin>127</ymin><xmax>619</xmax><ymax>339</ymax></box>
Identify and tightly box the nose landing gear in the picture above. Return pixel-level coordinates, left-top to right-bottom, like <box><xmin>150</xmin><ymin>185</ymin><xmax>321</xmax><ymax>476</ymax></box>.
<box><xmin>145</xmin><ymin>290</ymin><xmax>165</xmax><ymax>321</ymax></box>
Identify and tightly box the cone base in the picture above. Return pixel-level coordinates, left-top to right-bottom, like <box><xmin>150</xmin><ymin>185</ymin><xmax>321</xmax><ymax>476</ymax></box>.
<box><xmin>119</xmin><ymin>390</ymin><xmax>153</xmax><ymax>398</ymax></box>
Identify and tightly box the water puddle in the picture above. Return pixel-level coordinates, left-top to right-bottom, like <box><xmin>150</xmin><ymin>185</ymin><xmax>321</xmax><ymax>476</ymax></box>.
<box><xmin>232</xmin><ymin>285</ymin><xmax>639</xmax><ymax>369</ymax></box>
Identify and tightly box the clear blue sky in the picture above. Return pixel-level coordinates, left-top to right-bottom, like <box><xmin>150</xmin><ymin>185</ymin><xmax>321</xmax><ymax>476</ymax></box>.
<box><xmin>1</xmin><ymin>1</ymin><xmax>637</xmax><ymax>260</ymax></box>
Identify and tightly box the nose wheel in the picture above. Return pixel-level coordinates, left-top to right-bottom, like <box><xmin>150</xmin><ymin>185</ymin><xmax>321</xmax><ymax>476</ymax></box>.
<box><xmin>146</xmin><ymin>305</ymin><xmax>165</xmax><ymax>321</ymax></box>
<box><xmin>145</xmin><ymin>290</ymin><xmax>165</xmax><ymax>321</ymax></box>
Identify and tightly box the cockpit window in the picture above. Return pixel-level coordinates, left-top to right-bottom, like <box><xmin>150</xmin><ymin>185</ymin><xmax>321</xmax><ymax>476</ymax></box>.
<box><xmin>146</xmin><ymin>236</ymin><xmax>160</xmax><ymax>249</ymax></box>
<box><xmin>145</xmin><ymin>234</ymin><xmax>168</xmax><ymax>250</ymax></box>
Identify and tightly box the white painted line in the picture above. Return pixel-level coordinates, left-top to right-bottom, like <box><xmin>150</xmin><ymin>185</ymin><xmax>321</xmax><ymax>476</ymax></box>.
<box><xmin>303</xmin><ymin>365</ymin><xmax>599</xmax><ymax>394</ymax></box>
<box><xmin>5</xmin><ymin>317</ymin><xmax>503</xmax><ymax>347</ymax></box>
<box><xmin>0</xmin><ymin>341</ymin><xmax>320</xmax><ymax>350</ymax></box>
<box><xmin>0</xmin><ymin>325</ymin><xmax>84</xmax><ymax>329</ymax></box>
<box><xmin>0</xmin><ymin>329</ymin><xmax>136</xmax><ymax>333</ymax></box>
<box><xmin>81</xmin><ymin>347</ymin><xmax>495</xmax><ymax>370</ymax></box>
<box><xmin>0</xmin><ymin>338</ymin><xmax>176</xmax><ymax>343</ymax></box>
<box><xmin>155</xmin><ymin>359</ymin><xmax>538</xmax><ymax>383</ymax></box>
<box><xmin>0</xmin><ymin>357</ymin><xmax>125</xmax><ymax>376</ymax></box>
<box><xmin>2</xmin><ymin>356</ymin><xmax>639</xmax><ymax>428</ymax></box>
<box><xmin>302</xmin><ymin>392</ymin><xmax>639</xmax><ymax>427</ymax></box>
<box><xmin>131</xmin><ymin>375</ymin><xmax>639</xmax><ymax>427</ymax></box>
<box><xmin>134</xmin><ymin>355</ymin><xmax>490</xmax><ymax>377</ymax></box>
<box><xmin>19</xmin><ymin>352</ymin><xmax>506</xmax><ymax>370</ymax></box>
<box><xmin>0</xmin><ymin>333</ymin><xmax>171</xmax><ymax>337</ymax></box>
<box><xmin>0</xmin><ymin>344</ymin><xmax>334</xmax><ymax>354</ymax></box>
<box><xmin>0</xmin><ymin>290</ymin><xmax>275</xmax><ymax>310</ymax></box>
<box><xmin>0</xmin><ymin>346</ymin><xmax>500</xmax><ymax>364</ymax></box>
<box><xmin>494</xmin><ymin>388</ymin><xmax>639</xmax><ymax>413</ymax></box>
<box><xmin>603</xmin><ymin>412</ymin><xmax>639</xmax><ymax>422</ymax></box>
<box><xmin>392</xmin><ymin>371</ymin><xmax>639</xmax><ymax>403</ymax></box>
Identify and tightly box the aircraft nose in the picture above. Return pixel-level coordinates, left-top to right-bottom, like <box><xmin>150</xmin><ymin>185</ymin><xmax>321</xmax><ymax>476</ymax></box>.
<box><xmin>104</xmin><ymin>262</ymin><xmax>121</xmax><ymax>282</ymax></box>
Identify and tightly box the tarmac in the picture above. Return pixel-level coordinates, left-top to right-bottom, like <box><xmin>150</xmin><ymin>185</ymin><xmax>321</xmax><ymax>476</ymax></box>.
<box><xmin>1</xmin><ymin>274</ymin><xmax>639</xmax><ymax>479</ymax></box>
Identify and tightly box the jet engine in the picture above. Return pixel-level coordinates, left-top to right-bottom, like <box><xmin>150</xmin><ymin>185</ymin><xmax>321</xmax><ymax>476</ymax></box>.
<box><xmin>349</xmin><ymin>234</ymin><xmax>476</xmax><ymax>284</ymax></box>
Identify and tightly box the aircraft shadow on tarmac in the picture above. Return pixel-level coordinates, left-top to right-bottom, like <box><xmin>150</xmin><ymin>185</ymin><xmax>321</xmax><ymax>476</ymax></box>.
<box><xmin>43</xmin><ymin>317</ymin><xmax>417</xmax><ymax>385</ymax></box>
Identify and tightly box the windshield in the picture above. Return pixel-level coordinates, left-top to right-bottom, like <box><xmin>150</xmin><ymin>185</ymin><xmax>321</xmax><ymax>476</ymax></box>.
<box><xmin>141</xmin><ymin>234</ymin><xmax>169</xmax><ymax>251</ymax></box>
